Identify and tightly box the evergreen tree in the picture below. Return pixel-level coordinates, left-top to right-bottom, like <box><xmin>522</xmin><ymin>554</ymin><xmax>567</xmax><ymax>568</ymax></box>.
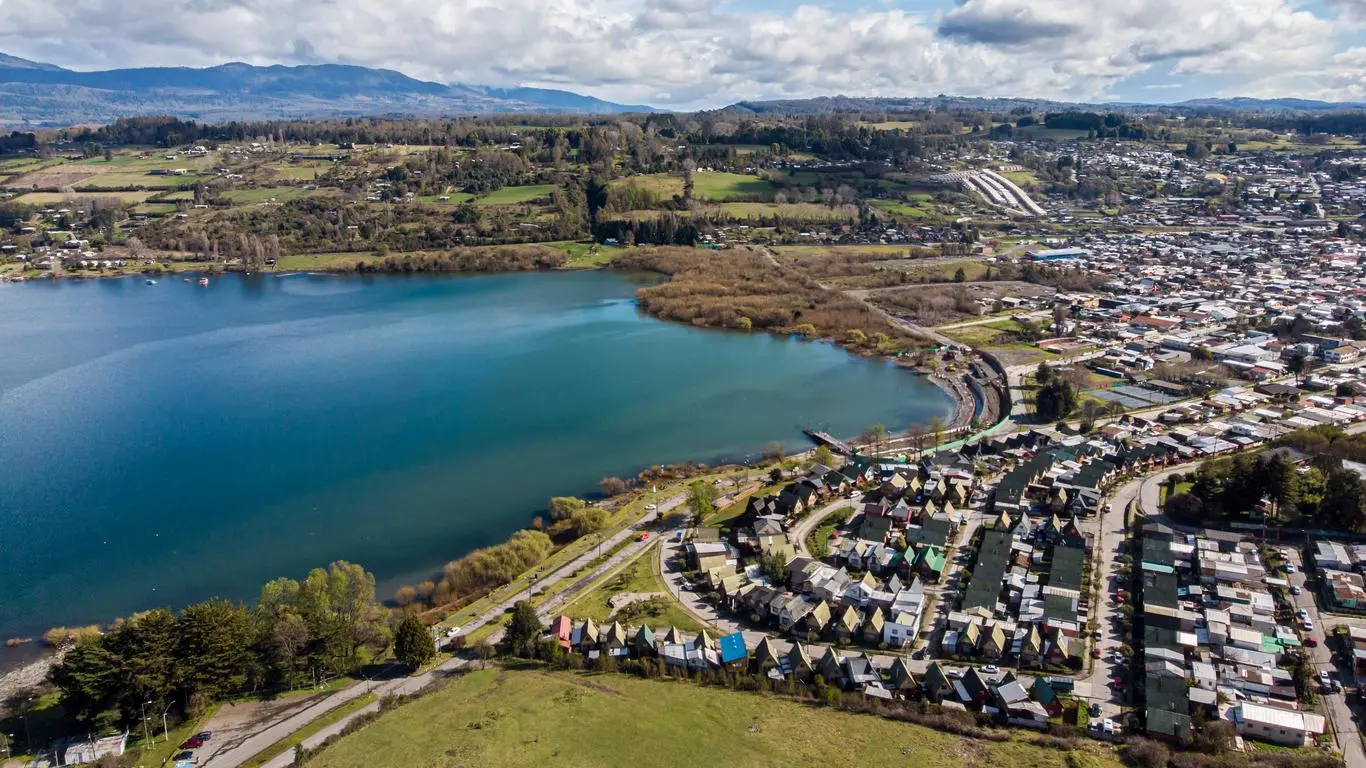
<box><xmin>506</xmin><ymin>600</ymin><xmax>543</xmax><ymax>659</ymax></box>
<box><xmin>394</xmin><ymin>615</ymin><xmax>435</xmax><ymax>671</ymax></box>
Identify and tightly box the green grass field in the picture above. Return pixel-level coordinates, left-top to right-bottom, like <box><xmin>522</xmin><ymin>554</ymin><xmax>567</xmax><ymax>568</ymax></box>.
<box><xmin>475</xmin><ymin>184</ymin><xmax>556</xmax><ymax>205</ymax></box>
<box><xmin>269</xmin><ymin>162</ymin><xmax>335</xmax><ymax>181</ymax></box>
<box><xmin>78</xmin><ymin>172</ymin><xmax>203</xmax><ymax>189</ymax></box>
<box><xmin>416</xmin><ymin>192</ymin><xmax>476</xmax><ymax>205</ymax></box>
<box><xmin>860</xmin><ymin>121</ymin><xmax>919</xmax><ymax>131</ymax></box>
<box><xmin>306</xmin><ymin>668</ymin><xmax>1115</xmax><ymax>768</ymax></box>
<box><xmin>13</xmin><ymin>190</ymin><xmax>155</xmax><ymax>205</ymax></box>
<box><xmin>869</xmin><ymin>199</ymin><xmax>934</xmax><ymax>219</ymax></box>
<box><xmin>220</xmin><ymin>187</ymin><xmax>314</xmax><ymax>204</ymax></box>
<box><xmin>131</xmin><ymin>203</ymin><xmax>181</xmax><ymax>215</ymax></box>
<box><xmin>560</xmin><ymin>552</ymin><xmax>703</xmax><ymax>631</ymax></box>
<box><xmin>694</xmin><ymin>172</ymin><xmax>776</xmax><ymax>202</ymax></box>
<box><xmin>551</xmin><ymin>241</ymin><xmax>618</xmax><ymax>269</ymax></box>
<box><xmin>721</xmin><ymin>202</ymin><xmax>855</xmax><ymax>221</ymax></box>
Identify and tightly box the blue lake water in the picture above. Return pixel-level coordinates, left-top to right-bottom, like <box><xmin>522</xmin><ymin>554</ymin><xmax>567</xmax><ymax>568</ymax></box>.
<box><xmin>0</xmin><ymin>270</ymin><xmax>951</xmax><ymax>649</ymax></box>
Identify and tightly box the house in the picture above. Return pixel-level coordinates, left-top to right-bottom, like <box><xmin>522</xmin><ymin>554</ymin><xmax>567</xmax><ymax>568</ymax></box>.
<box><xmin>835</xmin><ymin>605</ymin><xmax>862</xmax><ymax>644</ymax></box>
<box><xmin>884</xmin><ymin>610</ymin><xmax>919</xmax><ymax>649</ymax></box>
<box><xmin>576</xmin><ymin>618</ymin><xmax>601</xmax><ymax>653</ymax></box>
<box><xmin>797</xmin><ymin>600</ymin><xmax>833</xmax><ymax>639</ymax></box>
<box><xmin>958</xmin><ymin>667</ymin><xmax>991</xmax><ymax>708</ymax></box>
<box><xmin>981</xmin><ymin>623</ymin><xmax>1008</xmax><ymax>659</ymax></box>
<box><xmin>863</xmin><ymin>607</ymin><xmax>886</xmax><ymax>644</ymax></box>
<box><xmin>752</xmin><ymin>636</ymin><xmax>781</xmax><ymax>675</ymax></box>
<box><xmin>549</xmin><ymin>615</ymin><xmax>573</xmax><ymax>650</ymax></box>
<box><xmin>888</xmin><ymin>657</ymin><xmax>918</xmax><ymax>698</ymax></box>
<box><xmin>913</xmin><ymin>545</ymin><xmax>947</xmax><ymax>581</ymax></box>
<box><xmin>1031</xmin><ymin>677</ymin><xmax>1063</xmax><ymax>717</ymax></box>
<box><xmin>922</xmin><ymin>661</ymin><xmax>952</xmax><ymax>702</ymax></box>
<box><xmin>1237</xmin><ymin>702</ymin><xmax>1326</xmax><ymax>747</ymax></box>
<box><xmin>718</xmin><ymin>631</ymin><xmax>748</xmax><ymax>669</ymax></box>
<box><xmin>784</xmin><ymin>642</ymin><xmax>816</xmax><ymax>683</ymax></box>
<box><xmin>632</xmin><ymin>625</ymin><xmax>656</xmax><ymax>657</ymax></box>
<box><xmin>819</xmin><ymin>647</ymin><xmax>847</xmax><ymax>689</ymax></box>
<box><xmin>603</xmin><ymin>621</ymin><xmax>629</xmax><ymax>657</ymax></box>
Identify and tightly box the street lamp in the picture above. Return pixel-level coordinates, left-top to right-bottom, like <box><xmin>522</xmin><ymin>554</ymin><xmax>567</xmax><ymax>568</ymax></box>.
<box><xmin>140</xmin><ymin>700</ymin><xmax>153</xmax><ymax>746</ymax></box>
<box><xmin>161</xmin><ymin>702</ymin><xmax>174</xmax><ymax>742</ymax></box>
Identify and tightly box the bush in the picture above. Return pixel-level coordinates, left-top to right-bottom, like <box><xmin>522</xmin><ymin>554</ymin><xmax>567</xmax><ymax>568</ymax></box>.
<box><xmin>1121</xmin><ymin>737</ymin><xmax>1170</xmax><ymax>768</ymax></box>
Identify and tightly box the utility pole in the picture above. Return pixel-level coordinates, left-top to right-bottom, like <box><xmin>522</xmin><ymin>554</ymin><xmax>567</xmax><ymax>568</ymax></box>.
<box><xmin>162</xmin><ymin>702</ymin><xmax>174</xmax><ymax>742</ymax></box>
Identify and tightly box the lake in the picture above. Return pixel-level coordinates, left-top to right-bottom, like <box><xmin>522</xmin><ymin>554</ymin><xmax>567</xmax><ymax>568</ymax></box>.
<box><xmin>0</xmin><ymin>270</ymin><xmax>952</xmax><ymax>649</ymax></box>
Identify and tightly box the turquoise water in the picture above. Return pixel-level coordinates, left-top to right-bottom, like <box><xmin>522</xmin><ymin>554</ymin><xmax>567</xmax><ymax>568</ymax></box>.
<box><xmin>0</xmin><ymin>270</ymin><xmax>951</xmax><ymax>646</ymax></box>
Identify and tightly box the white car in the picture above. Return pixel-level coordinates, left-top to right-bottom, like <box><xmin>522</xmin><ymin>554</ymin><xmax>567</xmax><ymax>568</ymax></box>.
<box><xmin>1297</xmin><ymin>608</ymin><xmax>1309</xmax><ymax>620</ymax></box>
<box><xmin>981</xmin><ymin>664</ymin><xmax>1000</xmax><ymax>675</ymax></box>
<box><xmin>445</xmin><ymin>626</ymin><xmax>461</xmax><ymax>638</ymax></box>
<box><xmin>1302</xmin><ymin>619</ymin><xmax>1314</xmax><ymax>631</ymax></box>
<box><xmin>644</xmin><ymin>504</ymin><xmax>657</xmax><ymax>511</ymax></box>
<box><xmin>1285</xmin><ymin>564</ymin><xmax>1297</xmax><ymax>574</ymax></box>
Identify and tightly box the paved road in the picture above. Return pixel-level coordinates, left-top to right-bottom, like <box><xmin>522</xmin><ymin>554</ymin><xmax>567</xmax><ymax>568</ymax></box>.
<box><xmin>1286</xmin><ymin>551</ymin><xmax>1366</xmax><ymax>768</ymax></box>
<box><xmin>204</xmin><ymin>492</ymin><xmax>692</xmax><ymax>768</ymax></box>
<box><xmin>790</xmin><ymin>499</ymin><xmax>854</xmax><ymax>558</ymax></box>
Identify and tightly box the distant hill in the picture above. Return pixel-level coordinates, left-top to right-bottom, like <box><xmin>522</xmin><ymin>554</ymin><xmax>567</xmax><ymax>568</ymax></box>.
<box><xmin>0</xmin><ymin>54</ymin><xmax>658</xmax><ymax>126</ymax></box>
<box><xmin>725</xmin><ymin>94</ymin><xmax>1366</xmax><ymax>116</ymax></box>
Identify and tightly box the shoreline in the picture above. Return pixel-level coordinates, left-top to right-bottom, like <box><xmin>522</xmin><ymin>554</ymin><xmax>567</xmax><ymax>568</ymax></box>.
<box><xmin>0</xmin><ymin>268</ymin><xmax>970</xmax><ymax>670</ymax></box>
<box><xmin>0</xmin><ymin>651</ymin><xmax>56</xmax><ymax>702</ymax></box>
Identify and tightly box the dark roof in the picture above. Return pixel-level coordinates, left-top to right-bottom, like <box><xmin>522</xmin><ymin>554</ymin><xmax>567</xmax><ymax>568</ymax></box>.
<box><xmin>1049</xmin><ymin>545</ymin><xmax>1085</xmax><ymax>591</ymax></box>
<box><xmin>963</xmin><ymin>529</ymin><xmax>1013</xmax><ymax>611</ymax></box>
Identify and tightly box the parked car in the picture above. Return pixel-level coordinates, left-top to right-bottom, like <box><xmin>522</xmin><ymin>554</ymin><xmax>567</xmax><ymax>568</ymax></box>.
<box><xmin>1089</xmin><ymin>703</ymin><xmax>1102</xmax><ymax>717</ymax></box>
<box><xmin>445</xmin><ymin>626</ymin><xmax>461</xmax><ymax>638</ymax></box>
<box><xmin>1305</xmin><ymin>635</ymin><xmax>1318</xmax><ymax>647</ymax></box>
<box><xmin>639</xmin><ymin>532</ymin><xmax>650</xmax><ymax>542</ymax></box>
<box><xmin>981</xmin><ymin>664</ymin><xmax>1000</xmax><ymax>675</ymax></box>
<box><xmin>644</xmin><ymin>504</ymin><xmax>657</xmax><ymax>511</ymax></box>
<box><xmin>946</xmin><ymin>668</ymin><xmax>964</xmax><ymax>679</ymax></box>
<box><xmin>1303</xmin><ymin>618</ymin><xmax>1314</xmax><ymax>631</ymax></box>
<box><xmin>1291</xmin><ymin>585</ymin><xmax>1302</xmax><ymax>595</ymax></box>
<box><xmin>1092</xmin><ymin>629</ymin><xmax>1103</xmax><ymax>640</ymax></box>
<box><xmin>195</xmin><ymin>732</ymin><xmax>213</xmax><ymax>741</ymax></box>
<box><xmin>1286</xmin><ymin>564</ymin><xmax>1297</xmax><ymax>573</ymax></box>
<box><xmin>1319</xmin><ymin>671</ymin><xmax>1333</xmax><ymax>685</ymax></box>
<box><xmin>179</xmin><ymin>739</ymin><xmax>202</xmax><ymax>750</ymax></box>
<box><xmin>1297</xmin><ymin>608</ymin><xmax>1309</xmax><ymax>620</ymax></box>
<box><xmin>1091</xmin><ymin>647</ymin><xmax>1102</xmax><ymax>658</ymax></box>
<box><xmin>173</xmin><ymin>751</ymin><xmax>194</xmax><ymax>761</ymax></box>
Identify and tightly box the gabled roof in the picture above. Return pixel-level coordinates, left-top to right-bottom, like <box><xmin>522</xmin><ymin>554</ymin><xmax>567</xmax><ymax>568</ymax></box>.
<box><xmin>787</xmin><ymin>642</ymin><xmax>814</xmax><ymax>673</ymax></box>
<box><xmin>605</xmin><ymin>621</ymin><xmax>628</xmax><ymax>646</ymax></box>
<box><xmin>889</xmin><ymin>658</ymin><xmax>917</xmax><ymax>690</ymax></box>
<box><xmin>820</xmin><ymin>646</ymin><xmax>843</xmax><ymax>681</ymax></box>
<box><xmin>923</xmin><ymin>661</ymin><xmax>949</xmax><ymax>694</ymax></box>
<box><xmin>753</xmin><ymin>636</ymin><xmax>780</xmax><ymax>668</ymax></box>
<box><xmin>633</xmin><ymin>624</ymin><xmax>656</xmax><ymax>649</ymax></box>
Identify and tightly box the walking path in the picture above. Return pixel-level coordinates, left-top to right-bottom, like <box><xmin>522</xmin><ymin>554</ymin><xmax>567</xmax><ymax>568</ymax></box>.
<box><xmin>203</xmin><ymin>492</ymin><xmax>691</xmax><ymax>768</ymax></box>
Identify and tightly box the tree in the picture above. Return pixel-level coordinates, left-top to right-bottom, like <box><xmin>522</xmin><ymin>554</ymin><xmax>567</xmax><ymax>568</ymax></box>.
<box><xmin>571</xmin><ymin>506</ymin><xmax>608</xmax><ymax>536</ymax></box>
<box><xmin>51</xmin><ymin>636</ymin><xmax>123</xmax><ymax>728</ymax></box>
<box><xmin>598</xmin><ymin>477</ymin><xmax>628</xmax><ymax>497</ymax></box>
<box><xmin>548</xmin><ymin>496</ymin><xmax>586</xmax><ymax>522</ymax></box>
<box><xmin>812</xmin><ymin>445</ymin><xmax>837</xmax><ymax>467</ymax></box>
<box><xmin>736</xmin><ymin>316</ymin><xmax>753</xmax><ymax>331</ymax></box>
<box><xmin>394</xmin><ymin>585</ymin><xmax>417</xmax><ymax>607</ymax></box>
<box><xmin>1035</xmin><ymin>362</ymin><xmax>1052</xmax><ymax>386</ymax></box>
<box><xmin>1321</xmin><ymin>469</ymin><xmax>1366</xmax><ymax>531</ymax></box>
<box><xmin>1287</xmin><ymin>352</ymin><xmax>1308</xmax><ymax>384</ymax></box>
<box><xmin>505</xmin><ymin>601</ymin><xmax>542</xmax><ymax>658</ymax></box>
<box><xmin>1034</xmin><ymin>379</ymin><xmax>1078</xmax><ymax>422</ymax></box>
<box><xmin>1264</xmin><ymin>453</ymin><xmax>1299</xmax><ymax>518</ymax></box>
<box><xmin>1078</xmin><ymin>400</ymin><xmax>1104</xmax><ymax>433</ymax></box>
<box><xmin>763</xmin><ymin>442</ymin><xmax>785</xmax><ymax>464</ymax></box>
<box><xmin>1165</xmin><ymin>493</ymin><xmax>1204</xmax><ymax>521</ymax></box>
<box><xmin>760</xmin><ymin>553</ymin><xmax>787</xmax><ymax>583</ymax></box>
<box><xmin>687</xmin><ymin>481</ymin><xmax>718</xmax><ymax>520</ymax></box>
<box><xmin>1337</xmin><ymin>382</ymin><xmax>1360</xmax><ymax>398</ymax></box>
<box><xmin>952</xmin><ymin>267</ymin><xmax>966</xmax><ymax>283</ymax></box>
<box><xmin>865</xmin><ymin>424</ymin><xmax>889</xmax><ymax>456</ymax></box>
<box><xmin>926</xmin><ymin>416</ymin><xmax>944</xmax><ymax>449</ymax></box>
<box><xmin>393</xmin><ymin>615</ymin><xmax>435</xmax><ymax>671</ymax></box>
<box><xmin>177</xmin><ymin>600</ymin><xmax>255</xmax><ymax>699</ymax></box>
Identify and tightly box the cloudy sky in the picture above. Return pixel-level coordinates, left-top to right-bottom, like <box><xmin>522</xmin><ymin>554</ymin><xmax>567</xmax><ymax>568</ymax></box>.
<box><xmin>0</xmin><ymin>0</ymin><xmax>1362</xmax><ymax>109</ymax></box>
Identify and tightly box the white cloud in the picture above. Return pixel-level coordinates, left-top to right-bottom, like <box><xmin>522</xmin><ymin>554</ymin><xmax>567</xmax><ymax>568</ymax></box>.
<box><xmin>0</xmin><ymin>0</ymin><xmax>1353</xmax><ymax>108</ymax></box>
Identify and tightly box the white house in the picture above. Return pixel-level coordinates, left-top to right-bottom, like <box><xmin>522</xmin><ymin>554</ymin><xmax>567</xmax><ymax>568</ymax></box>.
<box><xmin>1237</xmin><ymin>702</ymin><xmax>1325</xmax><ymax>747</ymax></box>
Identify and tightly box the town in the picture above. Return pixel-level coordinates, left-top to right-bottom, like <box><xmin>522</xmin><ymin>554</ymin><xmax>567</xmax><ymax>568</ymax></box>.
<box><xmin>5</xmin><ymin>105</ymin><xmax>1366</xmax><ymax>768</ymax></box>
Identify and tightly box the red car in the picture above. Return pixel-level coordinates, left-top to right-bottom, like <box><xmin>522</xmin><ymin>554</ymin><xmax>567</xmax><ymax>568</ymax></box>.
<box><xmin>1305</xmin><ymin>636</ymin><xmax>1319</xmax><ymax>647</ymax></box>
<box><xmin>180</xmin><ymin>738</ymin><xmax>204</xmax><ymax>750</ymax></box>
<box><xmin>1091</xmin><ymin>647</ymin><xmax>1102</xmax><ymax>658</ymax></box>
<box><xmin>639</xmin><ymin>533</ymin><xmax>650</xmax><ymax>542</ymax></box>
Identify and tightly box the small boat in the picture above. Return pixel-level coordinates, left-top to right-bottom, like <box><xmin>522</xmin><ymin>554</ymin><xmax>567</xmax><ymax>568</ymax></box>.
<box><xmin>145</xmin><ymin>279</ymin><xmax>157</xmax><ymax>285</ymax></box>
<box><xmin>183</xmin><ymin>278</ymin><xmax>190</xmax><ymax>283</ymax></box>
<box><xmin>197</xmin><ymin>277</ymin><xmax>209</xmax><ymax>286</ymax></box>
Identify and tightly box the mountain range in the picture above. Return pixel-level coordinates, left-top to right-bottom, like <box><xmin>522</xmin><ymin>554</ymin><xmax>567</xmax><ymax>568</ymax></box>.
<box><xmin>0</xmin><ymin>53</ymin><xmax>657</xmax><ymax>126</ymax></box>
<box><xmin>3</xmin><ymin>52</ymin><xmax>1366</xmax><ymax>128</ymax></box>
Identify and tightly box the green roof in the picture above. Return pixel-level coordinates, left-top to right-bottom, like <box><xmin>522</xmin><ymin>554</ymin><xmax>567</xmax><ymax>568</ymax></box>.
<box><xmin>914</xmin><ymin>545</ymin><xmax>946</xmax><ymax>573</ymax></box>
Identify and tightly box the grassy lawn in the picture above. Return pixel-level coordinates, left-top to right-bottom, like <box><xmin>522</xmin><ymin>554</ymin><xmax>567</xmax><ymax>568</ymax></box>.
<box><xmin>1001</xmin><ymin>170</ymin><xmax>1041</xmax><ymax>187</ymax></box>
<box><xmin>860</xmin><ymin>120</ymin><xmax>919</xmax><ymax>130</ymax></box>
<box><xmin>415</xmin><ymin>192</ymin><xmax>476</xmax><ymax>205</ymax></box>
<box><xmin>78</xmin><ymin>173</ymin><xmax>204</xmax><ymax>189</ymax></box>
<box><xmin>13</xmin><ymin>190</ymin><xmax>155</xmax><ymax>205</ymax></box>
<box><xmin>551</xmin><ymin>241</ymin><xmax>618</xmax><ymax>269</ymax></box>
<box><xmin>241</xmin><ymin>694</ymin><xmax>377</xmax><ymax>768</ymax></box>
<box><xmin>220</xmin><ymin>187</ymin><xmax>315</xmax><ymax>204</ymax></box>
<box><xmin>475</xmin><ymin>184</ymin><xmax>556</xmax><ymax>206</ymax></box>
<box><xmin>306</xmin><ymin>667</ymin><xmax>1114</xmax><ymax>768</ymax></box>
<box><xmin>132</xmin><ymin>202</ymin><xmax>181</xmax><ymax>215</ymax></box>
<box><xmin>560</xmin><ymin>550</ymin><xmax>704</xmax><ymax>632</ymax></box>
<box><xmin>694</xmin><ymin>172</ymin><xmax>776</xmax><ymax>202</ymax></box>
<box><xmin>721</xmin><ymin>202</ymin><xmax>854</xmax><ymax>221</ymax></box>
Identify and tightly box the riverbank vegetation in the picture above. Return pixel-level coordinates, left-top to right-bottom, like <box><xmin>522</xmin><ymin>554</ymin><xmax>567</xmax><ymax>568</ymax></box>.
<box><xmin>616</xmin><ymin>245</ymin><xmax>921</xmax><ymax>352</ymax></box>
<box><xmin>40</xmin><ymin>561</ymin><xmax>387</xmax><ymax>742</ymax></box>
